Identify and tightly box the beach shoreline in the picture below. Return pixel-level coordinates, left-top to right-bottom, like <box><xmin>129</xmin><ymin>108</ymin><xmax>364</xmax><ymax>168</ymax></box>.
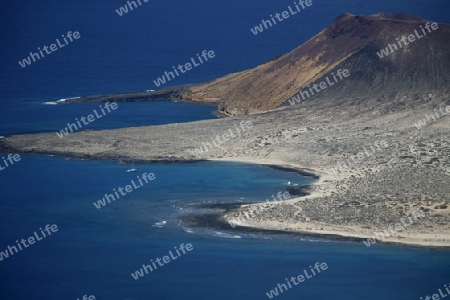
<box><xmin>3</xmin><ymin>148</ymin><xmax>448</xmax><ymax>248</ymax></box>
<box><xmin>1</xmin><ymin>92</ymin><xmax>449</xmax><ymax>248</ymax></box>
<box><xmin>208</xmin><ymin>158</ymin><xmax>450</xmax><ymax>249</ymax></box>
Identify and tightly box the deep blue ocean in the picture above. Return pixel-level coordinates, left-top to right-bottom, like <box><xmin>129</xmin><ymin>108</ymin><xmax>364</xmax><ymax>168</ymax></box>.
<box><xmin>1</xmin><ymin>155</ymin><xmax>449</xmax><ymax>300</ymax></box>
<box><xmin>1</xmin><ymin>0</ymin><xmax>450</xmax><ymax>299</ymax></box>
<box><xmin>1</xmin><ymin>0</ymin><xmax>449</xmax><ymax>101</ymax></box>
<box><xmin>0</xmin><ymin>99</ymin><xmax>217</xmax><ymax>136</ymax></box>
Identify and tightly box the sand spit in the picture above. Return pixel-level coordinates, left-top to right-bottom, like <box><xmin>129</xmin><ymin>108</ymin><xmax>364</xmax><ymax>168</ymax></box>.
<box><xmin>1</xmin><ymin>92</ymin><xmax>449</xmax><ymax>247</ymax></box>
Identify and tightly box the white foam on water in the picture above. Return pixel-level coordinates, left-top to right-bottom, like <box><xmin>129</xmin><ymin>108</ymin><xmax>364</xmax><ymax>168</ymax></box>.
<box><xmin>57</xmin><ymin>96</ymin><xmax>80</xmax><ymax>102</ymax></box>
<box><xmin>153</xmin><ymin>221</ymin><xmax>167</xmax><ymax>227</ymax></box>
<box><xmin>43</xmin><ymin>96</ymin><xmax>80</xmax><ymax>105</ymax></box>
<box><xmin>212</xmin><ymin>231</ymin><xmax>241</xmax><ymax>239</ymax></box>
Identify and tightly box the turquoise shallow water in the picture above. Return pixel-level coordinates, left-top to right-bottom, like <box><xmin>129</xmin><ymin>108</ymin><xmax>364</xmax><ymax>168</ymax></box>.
<box><xmin>0</xmin><ymin>154</ymin><xmax>449</xmax><ymax>300</ymax></box>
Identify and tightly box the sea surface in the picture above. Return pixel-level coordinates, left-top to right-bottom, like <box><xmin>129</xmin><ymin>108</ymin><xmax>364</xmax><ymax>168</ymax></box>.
<box><xmin>0</xmin><ymin>99</ymin><xmax>216</xmax><ymax>136</ymax></box>
<box><xmin>1</xmin><ymin>0</ymin><xmax>449</xmax><ymax>101</ymax></box>
<box><xmin>1</xmin><ymin>0</ymin><xmax>450</xmax><ymax>299</ymax></box>
<box><xmin>0</xmin><ymin>154</ymin><xmax>449</xmax><ymax>300</ymax></box>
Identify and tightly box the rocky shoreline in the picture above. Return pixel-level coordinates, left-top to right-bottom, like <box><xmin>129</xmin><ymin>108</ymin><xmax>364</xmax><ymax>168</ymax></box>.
<box><xmin>1</xmin><ymin>91</ymin><xmax>449</xmax><ymax>248</ymax></box>
<box><xmin>182</xmin><ymin>201</ymin><xmax>448</xmax><ymax>249</ymax></box>
<box><xmin>58</xmin><ymin>86</ymin><xmax>192</xmax><ymax>104</ymax></box>
<box><xmin>182</xmin><ymin>202</ymin><xmax>368</xmax><ymax>243</ymax></box>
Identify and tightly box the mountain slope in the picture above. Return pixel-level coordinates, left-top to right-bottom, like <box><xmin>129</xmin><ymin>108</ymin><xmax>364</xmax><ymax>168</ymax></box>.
<box><xmin>187</xmin><ymin>12</ymin><xmax>450</xmax><ymax>115</ymax></box>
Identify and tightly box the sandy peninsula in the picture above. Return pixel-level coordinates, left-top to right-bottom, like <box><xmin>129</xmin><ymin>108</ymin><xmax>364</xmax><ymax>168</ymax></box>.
<box><xmin>1</xmin><ymin>90</ymin><xmax>449</xmax><ymax>247</ymax></box>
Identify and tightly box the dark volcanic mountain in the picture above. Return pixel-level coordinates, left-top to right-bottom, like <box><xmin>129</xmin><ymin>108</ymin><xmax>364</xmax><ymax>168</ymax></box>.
<box><xmin>186</xmin><ymin>12</ymin><xmax>450</xmax><ymax>115</ymax></box>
